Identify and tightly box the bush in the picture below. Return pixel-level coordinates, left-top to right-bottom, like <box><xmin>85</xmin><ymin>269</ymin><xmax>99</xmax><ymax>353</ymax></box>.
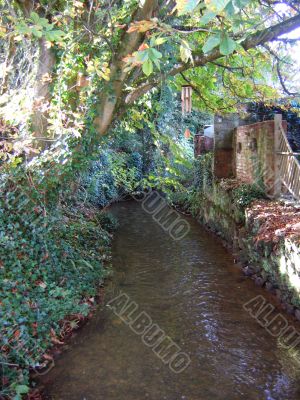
<box><xmin>232</xmin><ymin>183</ymin><xmax>266</xmax><ymax>209</ymax></box>
<box><xmin>98</xmin><ymin>212</ymin><xmax>119</xmax><ymax>233</ymax></box>
<box><xmin>193</xmin><ymin>153</ymin><xmax>213</xmax><ymax>191</ymax></box>
<box><xmin>80</xmin><ymin>148</ymin><xmax>144</xmax><ymax>208</ymax></box>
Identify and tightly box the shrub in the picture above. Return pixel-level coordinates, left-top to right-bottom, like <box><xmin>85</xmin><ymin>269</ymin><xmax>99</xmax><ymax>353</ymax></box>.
<box><xmin>232</xmin><ymin>183</ymin><xmax>266</xmax><ymax>209</ymax></box>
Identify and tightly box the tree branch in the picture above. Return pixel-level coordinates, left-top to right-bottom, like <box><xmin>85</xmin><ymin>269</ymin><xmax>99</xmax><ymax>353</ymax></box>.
<box><xmin>276</xmin><ymin>63</ymin><xmax>299</xmax><ymax>96</ymax></box>
<box><xmin>125</xmin><ymin>13</ymin><xmax>300</xmax><ymax>104</ymax></box>
<box><xmin>94</xmin><ymin>0</ymin><xmax>158</xmax><ymax>135</ymax></box>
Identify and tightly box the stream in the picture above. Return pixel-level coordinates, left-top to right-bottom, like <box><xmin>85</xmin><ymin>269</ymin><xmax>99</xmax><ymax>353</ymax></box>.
<box><xmin>40</xmin><ymin>201</ymin><xmax>300</xmax><ymax>399</ymax></box>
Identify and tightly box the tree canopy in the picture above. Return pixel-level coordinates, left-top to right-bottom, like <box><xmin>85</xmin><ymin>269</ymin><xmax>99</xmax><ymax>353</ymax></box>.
<box><xmin>1</xmin><ymin>0</ymin><xmax>300</xmax><ymax>154</ymax></box>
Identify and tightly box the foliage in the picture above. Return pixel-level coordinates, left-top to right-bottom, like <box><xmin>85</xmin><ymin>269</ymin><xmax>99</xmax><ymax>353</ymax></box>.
<box><xmin>0</xmin><ymin>170</ymin><xmax>113</xmax><ymax>398</ymax></box>
<box><xmin>15</xmin><ymin>12</ymin><xmax>64</xmax><ymax>42</ymax></box>
<box><xmin>170</xmin><ymin>154</ymin><xmax>266</xmax><ymax>216</ymax></box>
<box><xmin>80</xmin><ymin>148</ymin><xmax>143</xmax><ymax>208</ymax></box>
<box><xmin>232</xmin><ymin>183</ymin><xmax>266</xmax><ymax>209</ymax></box>
<box><xmin>169</xmin><ymin>153</ymin><xmax>214</xmax><ymax>215</ymax></box>
<box><xmin>193</xmin><ymin>153</ymin><xmax>214</xmax><ymax>190</ymax></box>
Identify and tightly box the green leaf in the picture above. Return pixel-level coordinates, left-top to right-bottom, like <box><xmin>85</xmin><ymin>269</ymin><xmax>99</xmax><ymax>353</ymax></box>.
<box><xmin>31</xmin><ymin>27</ymin><xmax>43</xmax><ymax>38</ymax></box>
<box><xmin>175</xmin><ymin>0</ymin><xmax>200</xmax><ymax>15</ymax></box>
<box><xmin>44</xmin><ymin>29</ymin><xmax>64</xmax><ymax>42</ymax></box>
<box><xmin>14</xmin><ymin>385</ymin><xmax>30</xmax><ymax>396</ymax></box>
<box><xmin>180</xmin><ymin>40</ymin><xmax>193</xmax><ymax>63</ymax></box>
<box><xmin>225</xmin><ymin>1</ymin><xmax>236</xmax><ymax>16</ymax></box>
<box><xmin>16</xmin><ymin>22</ymin><xmax>31</xmax><ymax>35</ymax></box>
<box><xmin>150</xmin><ymin>36</ymin><xmax>167</xmax><ymax>46</ymax></box>
<box><xmin>142</xmin><ymin>59</ymin><xmax>153</xmax><ymax>76</ymax></box>
<box><xmin>149</xmin><ymin>48</ymin><xmax>162</xmax><ymax>59</ymax></box>
<box><xmin>202</xmin><ymin>34</ymin><xmax>221</xmax><ymax>53</ymax></box>
<box><xmin>209</xmin><ymin>0</ymin><xmax>231</xmax><ymax>12</ymax></box>
<box><xmin>219</xmin><ymin>34</ymin><xmax>237</xmax><ymax>55</ymax></box>
<box><xmin>199</xmin><ymin>11</ymin><xmax>217</xmax><ymax>25</ymax></box>
<box><xmin>30</xmin><ymin>12</ymin><xmax>40</xmax><ymax>24</ymax></box>
<box><xmin>39</xmin><ymin>17</ymin><xmax>52</xmax><ymax>28</ymax></box>
<box><xmin>152</xmin><ymin>57</ymin><xmax>161</xmax><ymax>70</ymax></box>
<box><xmin>136</xmin><ymin>50</ymin><xmax>149</xmax><ymax>62</ymax></box>
<box><xmin>81</xmin><ymin>259</ymin><xmax>94</xmax><ymax>270</ymax></box>
<box><xmin>244</xmin><ymin>83</ymin><xmax>253</xmax><ymax>96</ymax></box>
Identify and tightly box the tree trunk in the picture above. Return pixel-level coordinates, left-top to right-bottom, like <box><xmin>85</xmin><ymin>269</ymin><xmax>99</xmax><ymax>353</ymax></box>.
<box><xmin>31</xmin><ymin>37</ymin><xmax>55</xmax><ymax>146</ymax></box>
<box><xmin>16</xmin><ymin>0</ymin><xmax>56</xmax><ymax>150</ymax></box>
<box><xmin>94</xmin><ymin>0</ymin><xmax>158</xmax><ymax>136</ymax></box>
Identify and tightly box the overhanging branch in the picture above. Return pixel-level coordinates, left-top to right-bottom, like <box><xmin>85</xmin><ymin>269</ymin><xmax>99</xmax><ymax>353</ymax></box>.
<box><xmin>125</xmin><ymin>13</ymin><xmax>300</xmax><ymax>104</ymax></box>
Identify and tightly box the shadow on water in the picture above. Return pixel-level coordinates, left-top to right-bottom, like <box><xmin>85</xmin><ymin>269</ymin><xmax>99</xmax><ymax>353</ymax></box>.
<box><xmin>40</xmin><ymin>201</ymin><xmax>300</xmax><ymax>400</ymax></box>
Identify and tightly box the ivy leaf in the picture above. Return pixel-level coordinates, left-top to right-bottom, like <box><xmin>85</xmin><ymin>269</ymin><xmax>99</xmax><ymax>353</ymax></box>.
<box><xmin>220</xmin><ymin>34</ymin><xmax>237</xmax><ymax>55</ymax></box>
<box><xmin>202</xmin><ymin>34</ymin><xmax>221</xmax><ymax>53</ymax></box>
<box><xmin>142</xmin><ymin>59</ymin><xmax>153</xmax><ymax>76</ymax></box>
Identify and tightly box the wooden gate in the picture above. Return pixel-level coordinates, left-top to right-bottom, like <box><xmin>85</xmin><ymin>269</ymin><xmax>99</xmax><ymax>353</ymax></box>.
<box><xmin>274</xmin><ymin>114</ymin><xmax>300</xmax><ymax>200</ymax></box>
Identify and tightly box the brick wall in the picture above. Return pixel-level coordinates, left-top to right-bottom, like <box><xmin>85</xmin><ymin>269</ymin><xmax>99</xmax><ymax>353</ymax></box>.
<box><xmin>234</xmin><ymin>120</ymin><xmax>287</xmax><ymax>195</ymax></box>
<box><xmin>194</xmin><ymin>135</ymin><xmax>214</xmax><ymax>157</ymax></box>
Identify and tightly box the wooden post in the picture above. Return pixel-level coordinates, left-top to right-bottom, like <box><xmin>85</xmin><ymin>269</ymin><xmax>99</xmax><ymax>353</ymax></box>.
<box><xmin>274</xmin><ymin>114</ymin><xmax>282</xmax><ymax>198</ymax></box>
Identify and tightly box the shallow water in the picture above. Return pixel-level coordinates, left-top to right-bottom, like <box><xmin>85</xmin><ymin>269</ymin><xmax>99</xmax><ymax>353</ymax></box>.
<box><xmin>41</xmin><ymin>201</ymin><xmax>300</xmax><ymax>400</ymax></box>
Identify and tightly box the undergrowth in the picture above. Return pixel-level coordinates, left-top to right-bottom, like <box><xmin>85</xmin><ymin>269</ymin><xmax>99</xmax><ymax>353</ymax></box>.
<box><xmin>232</xmin><ymin>183</ymin><xmax>266</xmax><ymax>209</ymax></box>
<box><xmin>0</xmin><ymin>174</ymin><xmax>114</xmax><ymax>398</ymax></box>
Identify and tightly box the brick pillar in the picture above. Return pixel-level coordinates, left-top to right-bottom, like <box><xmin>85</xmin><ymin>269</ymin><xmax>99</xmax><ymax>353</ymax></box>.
<box><xmin>214</xmin><ymin>114</ymin><xmax>240</xmax><ymax>178</ymax></box>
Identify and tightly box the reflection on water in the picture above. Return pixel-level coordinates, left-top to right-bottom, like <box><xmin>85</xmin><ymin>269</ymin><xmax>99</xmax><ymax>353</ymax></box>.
<box><xmin>40</xmin><ymin>202</ymin><xmax>300</xmax><ymax>400</ymax></box>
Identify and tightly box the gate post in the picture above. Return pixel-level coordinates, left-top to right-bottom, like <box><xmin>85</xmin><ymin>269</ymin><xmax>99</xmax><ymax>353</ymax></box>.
<box><xmin>273</xmin><ymin>114</ymin><xmax>282</xmax><ymax>198</ymax></box>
